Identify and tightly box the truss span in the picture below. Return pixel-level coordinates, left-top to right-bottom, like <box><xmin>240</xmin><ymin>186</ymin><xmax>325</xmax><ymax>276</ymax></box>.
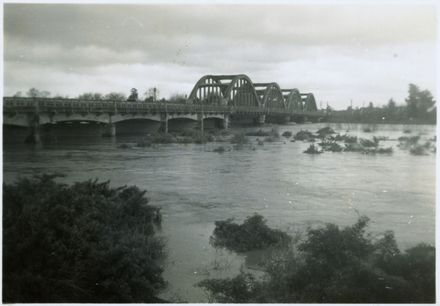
<box><xmin>188</xmin><ymin>74</ymin><xmax>317</xmax><ymax>111</ymax></box>
<box><xmin>254</xmin><ymin>83</ymin><xmax>285</xmax><ymax>109</ymax></box>
<box><xmin>188</xmin><ymin>74</ymin><xmax>260</xmax><ymax>107</ymax></box>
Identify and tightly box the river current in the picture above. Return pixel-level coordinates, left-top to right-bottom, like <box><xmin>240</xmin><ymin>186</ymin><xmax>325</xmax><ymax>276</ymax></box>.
<box><xmin>2</xmin><ymin>123</ymin><xmax>436</xmax><ymax>302</ymax></box>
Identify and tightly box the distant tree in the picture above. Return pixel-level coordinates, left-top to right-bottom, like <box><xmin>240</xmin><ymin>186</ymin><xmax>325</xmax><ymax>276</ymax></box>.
<box><xmin>368</xmin><ymin>101</ymin><xmax>374</xmax><ymax>109</ymax></box>
<box><xmin>405</xmin><ymin>84</ymin><xmax>436</xmax><ymax>121</ymax></box>
<box><xmin>127</xmin><ymin>88</ymin><xmax>139</xmax><ymax>102</ymax></box>
<box><xmin>12</xmin><ymin>91</ymin><xmax>22</xmax><ymax>98</ymax></box>
<box><xmin>26</xmin><ymin>88</ymin><xmax>40</xmax><ymax>98</ymax></box>
<box><xmin>104</xmin><ymin>92</ymin><xmax>126</xmax><ymax>101</ymax></box>
<box><xmin>78</xmin><ymin>92</ymin><xmax>103</xmax><ymax>100</ymax></box>
<box><xmin>53</xmin><ymin>94</ymin><xmax>69</xmax><ymax>99</ymax></box>
<box><xmin>387</xmin><ymin>98</ymin><xmax>396</xmax><ymax>110</ymax></box>
<box><xmin>26</xmin><ymin>88</ymin><xmax>51</xmax><ymax>98</ymax></box>
<box><xmin>144</xmin><ymin>87</ymin><xmax>159</xmax><ymax>102</ymax></box>
<box><xmin>169</xmin><ymin>93</ymin><xmax>187</xmax><ymax>104</ymax></box>
<box><xmin>406</xmin><ymin>84</ymin><xmax>420</xmax><ymax>118</ymax></box>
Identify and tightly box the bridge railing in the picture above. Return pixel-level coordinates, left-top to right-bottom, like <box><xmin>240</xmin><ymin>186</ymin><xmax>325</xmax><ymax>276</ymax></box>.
<box><xmin>3</xmin><ymin>97</ymin><xmax>322</xmax><ymax>116</ymax></box>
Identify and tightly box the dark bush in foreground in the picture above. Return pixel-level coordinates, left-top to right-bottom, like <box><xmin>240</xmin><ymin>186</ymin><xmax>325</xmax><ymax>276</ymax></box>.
<box><xmin>199</xmin><ymin>216</ymin><xmax>435</xmax><ymax>303</ymax></box>
<box><xmin>210</xmin><ymin>214</ymin><xmax>291</xmax><ymax>253</ymax></box>
<box><xmin>3</xmin><ymin>174</ymin><xmax>165</xmax><ymax>303</ymax></box>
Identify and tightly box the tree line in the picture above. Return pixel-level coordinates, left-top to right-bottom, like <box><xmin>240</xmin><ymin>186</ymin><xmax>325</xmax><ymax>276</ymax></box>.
<box><xmin>11</xmin><ymin>87</ymin><xmax>188</xmax><ymax>104</ymax></box>
<box><xmin>327</xmin><ymin>84</ymin><xmax>436</xmax><ymax>124</ymax></box>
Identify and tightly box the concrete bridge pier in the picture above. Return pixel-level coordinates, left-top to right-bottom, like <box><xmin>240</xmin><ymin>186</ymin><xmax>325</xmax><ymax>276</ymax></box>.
<box><xmin>160</xmin><ymin>113</ymin><xmax>168</xmax><ymax>133</ymax></box>
<box><xmin>254</xmin><ymin>114</ymin><xmax>266</xmax><ymax>125</ymax></box>
<box><xmin>25</xmin><ymin>124</ymin><xmax>41</xmax><ymax>144</ymax></box>
<box><xmin>24</xmin><ymin>114</ymin><xmax>41</xmax><ymax>144</ymax></box>
<box><xmin>222</xmin><ymin>114</ymin><xmax>230</xmax><ymax>129</ymax></box>
<box><xmin>102</xmin><ymin>123</ymin><xmax>116</xmax><ymax>137</ymax></box>
<box><xmin>197</xmin><ymin>113</ymin><xmax>204</xmax><ymax>134</ymax></box>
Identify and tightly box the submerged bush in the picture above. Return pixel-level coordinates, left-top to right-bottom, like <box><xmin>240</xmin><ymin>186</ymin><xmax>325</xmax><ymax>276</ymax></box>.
<box><xmin>281</xmin><ymin>131</ymin><xmax>293</xmax><ymax>138</ymax></box>
<box><xmin>316</xmin><ymin>127</ymin><xmax>335</xmax><ymax>138</ymax></box>
<box><xmin>245</xmin><ymin>129</ymin><xmax>271</xmax><ymax>137</ymax></box>
<box><xmin>147</xmin><ymin>132</ymin><xmax>176</xmax><ymax>144</ymax></box>
<box><xmin>199</xmin><ymin>216</ymin><xmax>435</xmax><ymax>303</ymax></box>
<box><xmin>210</xmin><ymin>214</ymin><xmax>291</xmax><ymax>253</ymax></box>
<box><xmin>360</xmin><ymin>137</ymin><xmax>380</xmax><ymax>148</ymax></box>
<box><xmin>3</xmin><ymin>174</ymin><xmax>165</xmax><ymax>303</ymax></box>
<box><xmin>304</xmin><ymin>144</ymin><xmax>322</xmax><ymax>154</ymax></box>
<box><xmin>294</xmin><ymin>130</ymin><xmax>315</xmax><ymax>141</ymax></box>
<box><xmin>213</xmin><ymin>146</ymin><xmax>227</xmax><ymax>153</ymax></box>
<box><xmin>319</xmin><ymin>140</ymin><xmax>343</xmax><ymax>152</ymax></box>
<box><xmin>230</xmin><ymin>133</ymin><xmax>249</xmax><ymax>144</ymax></box>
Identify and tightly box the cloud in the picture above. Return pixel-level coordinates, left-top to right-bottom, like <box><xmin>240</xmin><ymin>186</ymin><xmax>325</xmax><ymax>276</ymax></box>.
<box><xmin>3</xmin><ymin>3</ymin><xmax>437</xmax><ymax>109</ymax></box>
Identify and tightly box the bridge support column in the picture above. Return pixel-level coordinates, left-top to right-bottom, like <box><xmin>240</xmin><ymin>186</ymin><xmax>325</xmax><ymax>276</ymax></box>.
<box><xmin>222</xmin><ymin>114</ymin><xmax>230</xmax><ymax>129</ymax></box>
<box><xmin>254</xmin><ymin>114</ymin><xmax>266</xmax><ymax>125</ymax></box>
<box><xmin>25</xmin><ymin>114</ymin><xmax>41</xmax><ymax>144</ymax></box>
<box><xmin>25</xmin><ymin>125</ymin><xmax>41</xmax><ymax>144</ymax></box>
<box><xmin>198</xmin><ymin>113</ymin><xmax>204</xmax><ymax>134</ymax></box>
<box><xmin>160</xmin><ymin>113</ymin><xmax>168</xmax><ymax>133</ymax></box>
<box><xmin>103</xmin><ymin>123</ymin><xmax>116</xmax><ymax>137</ymax></box>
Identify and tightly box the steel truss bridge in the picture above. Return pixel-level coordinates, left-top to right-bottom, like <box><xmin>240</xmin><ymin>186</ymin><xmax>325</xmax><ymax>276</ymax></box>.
<box><xmin>3</xmin><ymin>74</ymin><xmax>322</xmax><ymax>143</ymax></box>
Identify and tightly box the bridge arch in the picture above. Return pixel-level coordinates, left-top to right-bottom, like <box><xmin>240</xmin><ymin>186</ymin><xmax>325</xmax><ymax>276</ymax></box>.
<box><xmin>282</xmin><ymin>89</ymin><xmax>303</xmax><ymax>111</ymax></box>
<box><xmin>188</xmin><ymin>74</ymin><xmax>260</xmax><ymax>107</ymax></box>
<box><xmin>254</xmin><ymin>83</ymin><xmax>285</xmax><ymax>109</ymax></box>
<box><xmin>301</xmin><ymin>93</ymin><xmax>318</xmax><ymax>112</ymax></box>
<box><xmin>188</xmin><ymin>75</ymin><xmax>226</xmax><ymax>105</ymax></box>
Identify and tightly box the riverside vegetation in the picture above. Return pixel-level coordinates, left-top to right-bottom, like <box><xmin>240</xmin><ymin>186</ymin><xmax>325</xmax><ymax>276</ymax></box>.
<box><xmin>3</xmin><ymin>175</ymin><xmax>165</xmax><ymax>303</ymax></box>
<box><xmin>199</xmin><ymin>214</ymin><xmax>435</xmax><ymax>303</ymax></box>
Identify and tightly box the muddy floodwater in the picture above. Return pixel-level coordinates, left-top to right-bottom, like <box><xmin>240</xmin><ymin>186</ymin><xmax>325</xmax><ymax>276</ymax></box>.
<box><xmin>3</xmin><ymin>123</ymin><xmax>436</xmax><ymax>302</ymax></box>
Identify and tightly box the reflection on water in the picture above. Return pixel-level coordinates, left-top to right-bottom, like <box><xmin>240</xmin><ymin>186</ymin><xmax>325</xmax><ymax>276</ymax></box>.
<box><xmin>3</xmin><ymin>123</ymin><xmax>436</xmax><ymax>302</ymax></box>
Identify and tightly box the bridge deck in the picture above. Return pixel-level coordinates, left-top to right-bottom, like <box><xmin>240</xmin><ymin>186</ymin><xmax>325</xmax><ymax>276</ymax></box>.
<box><xmin>3</xmin><ymin>97</ymin><xmax>322</xmax><ymax>117</ymax></box>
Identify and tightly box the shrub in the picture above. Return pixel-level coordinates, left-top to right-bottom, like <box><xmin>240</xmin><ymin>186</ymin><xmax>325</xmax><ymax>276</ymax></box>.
<box><xmin>410</xmin><ymin>145</ymin><xmax>429</xmax><ymax>156</ymax></box>
<box><xmin>316</xmin><ymin>127</ymin><xmax>335</xmax><ymax>138</ymax></box>
<box><xmin>230</xmin><ymin>133</ymin><xmax>249</xmax><ymax>144</ymax></box>
<box><xmin>320</xmin><ymin>141</ymin><xmax>343</xmax><ymax>152</ymax></box>
<box><xmin>363</xmin><ymin>127</ymin><xmax>373</xmax><ymax>133</ymax></box>
<box><xmin>136</xmin><ymin>139</ymin><xmax>152</xmax><ymax>147</ymax></box>
<box><xmin>245</xmin><ymin>129</ymin><xmax>271</xmax><ymax>137</ymax></box>
<box><xmin>304</xmin><ymin>144</ymin><xmax>322</xmax><ymax>154</ymax></box>
<box><xmin>213</xmin><ymin>146</ymin><xmax>226</xmax><ymax>153</ymax></box>
<box><xmin>210</xmin><ymin>214</ymin><xmax>291</xmax><ymax>253</ymax></box>
<box><xmin>199</xmin><ymin>216</ymin><xmax>435</xmax><ymax>303</ymax></box>
<box><xmin>148</xmin><ymin>132</ymin><xmax>176</xmax><ymax>144</ymax></box>
<box><xmin>118</xmin><ymin>143</ymin><xmax>131</xmax><ymax>149</ymax></box>
<box><xmin>282</xmin><ymin>131</ymin><xmax>293</xmax><ymax>138</ymax></box>
<box><xmin>360</xmin><ymin>137</ymin><xmax>379</xmax><ymax>148</ymax></box>
<box><xmin>294</xmin><ymin>130</ymin><xmax>315</xmax><ymax>141</ymax></box>
<box><xmin>3</xmin><ymin>174</ymin><xmax>165</xmax><ymax>303</ymax></box>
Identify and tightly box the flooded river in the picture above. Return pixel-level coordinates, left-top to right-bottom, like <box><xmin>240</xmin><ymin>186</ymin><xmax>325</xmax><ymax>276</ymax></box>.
<box><xmin>3</xmin><ymin>123</ymin><xmax>436</xmax><ymax>302</ymax></box>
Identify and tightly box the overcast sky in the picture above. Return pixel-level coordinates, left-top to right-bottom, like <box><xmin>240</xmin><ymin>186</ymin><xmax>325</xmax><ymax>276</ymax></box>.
<box><xmin>3</xmin><ymin>3</ymin><xmax>437</xmax><ymax>109</ymax></box>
